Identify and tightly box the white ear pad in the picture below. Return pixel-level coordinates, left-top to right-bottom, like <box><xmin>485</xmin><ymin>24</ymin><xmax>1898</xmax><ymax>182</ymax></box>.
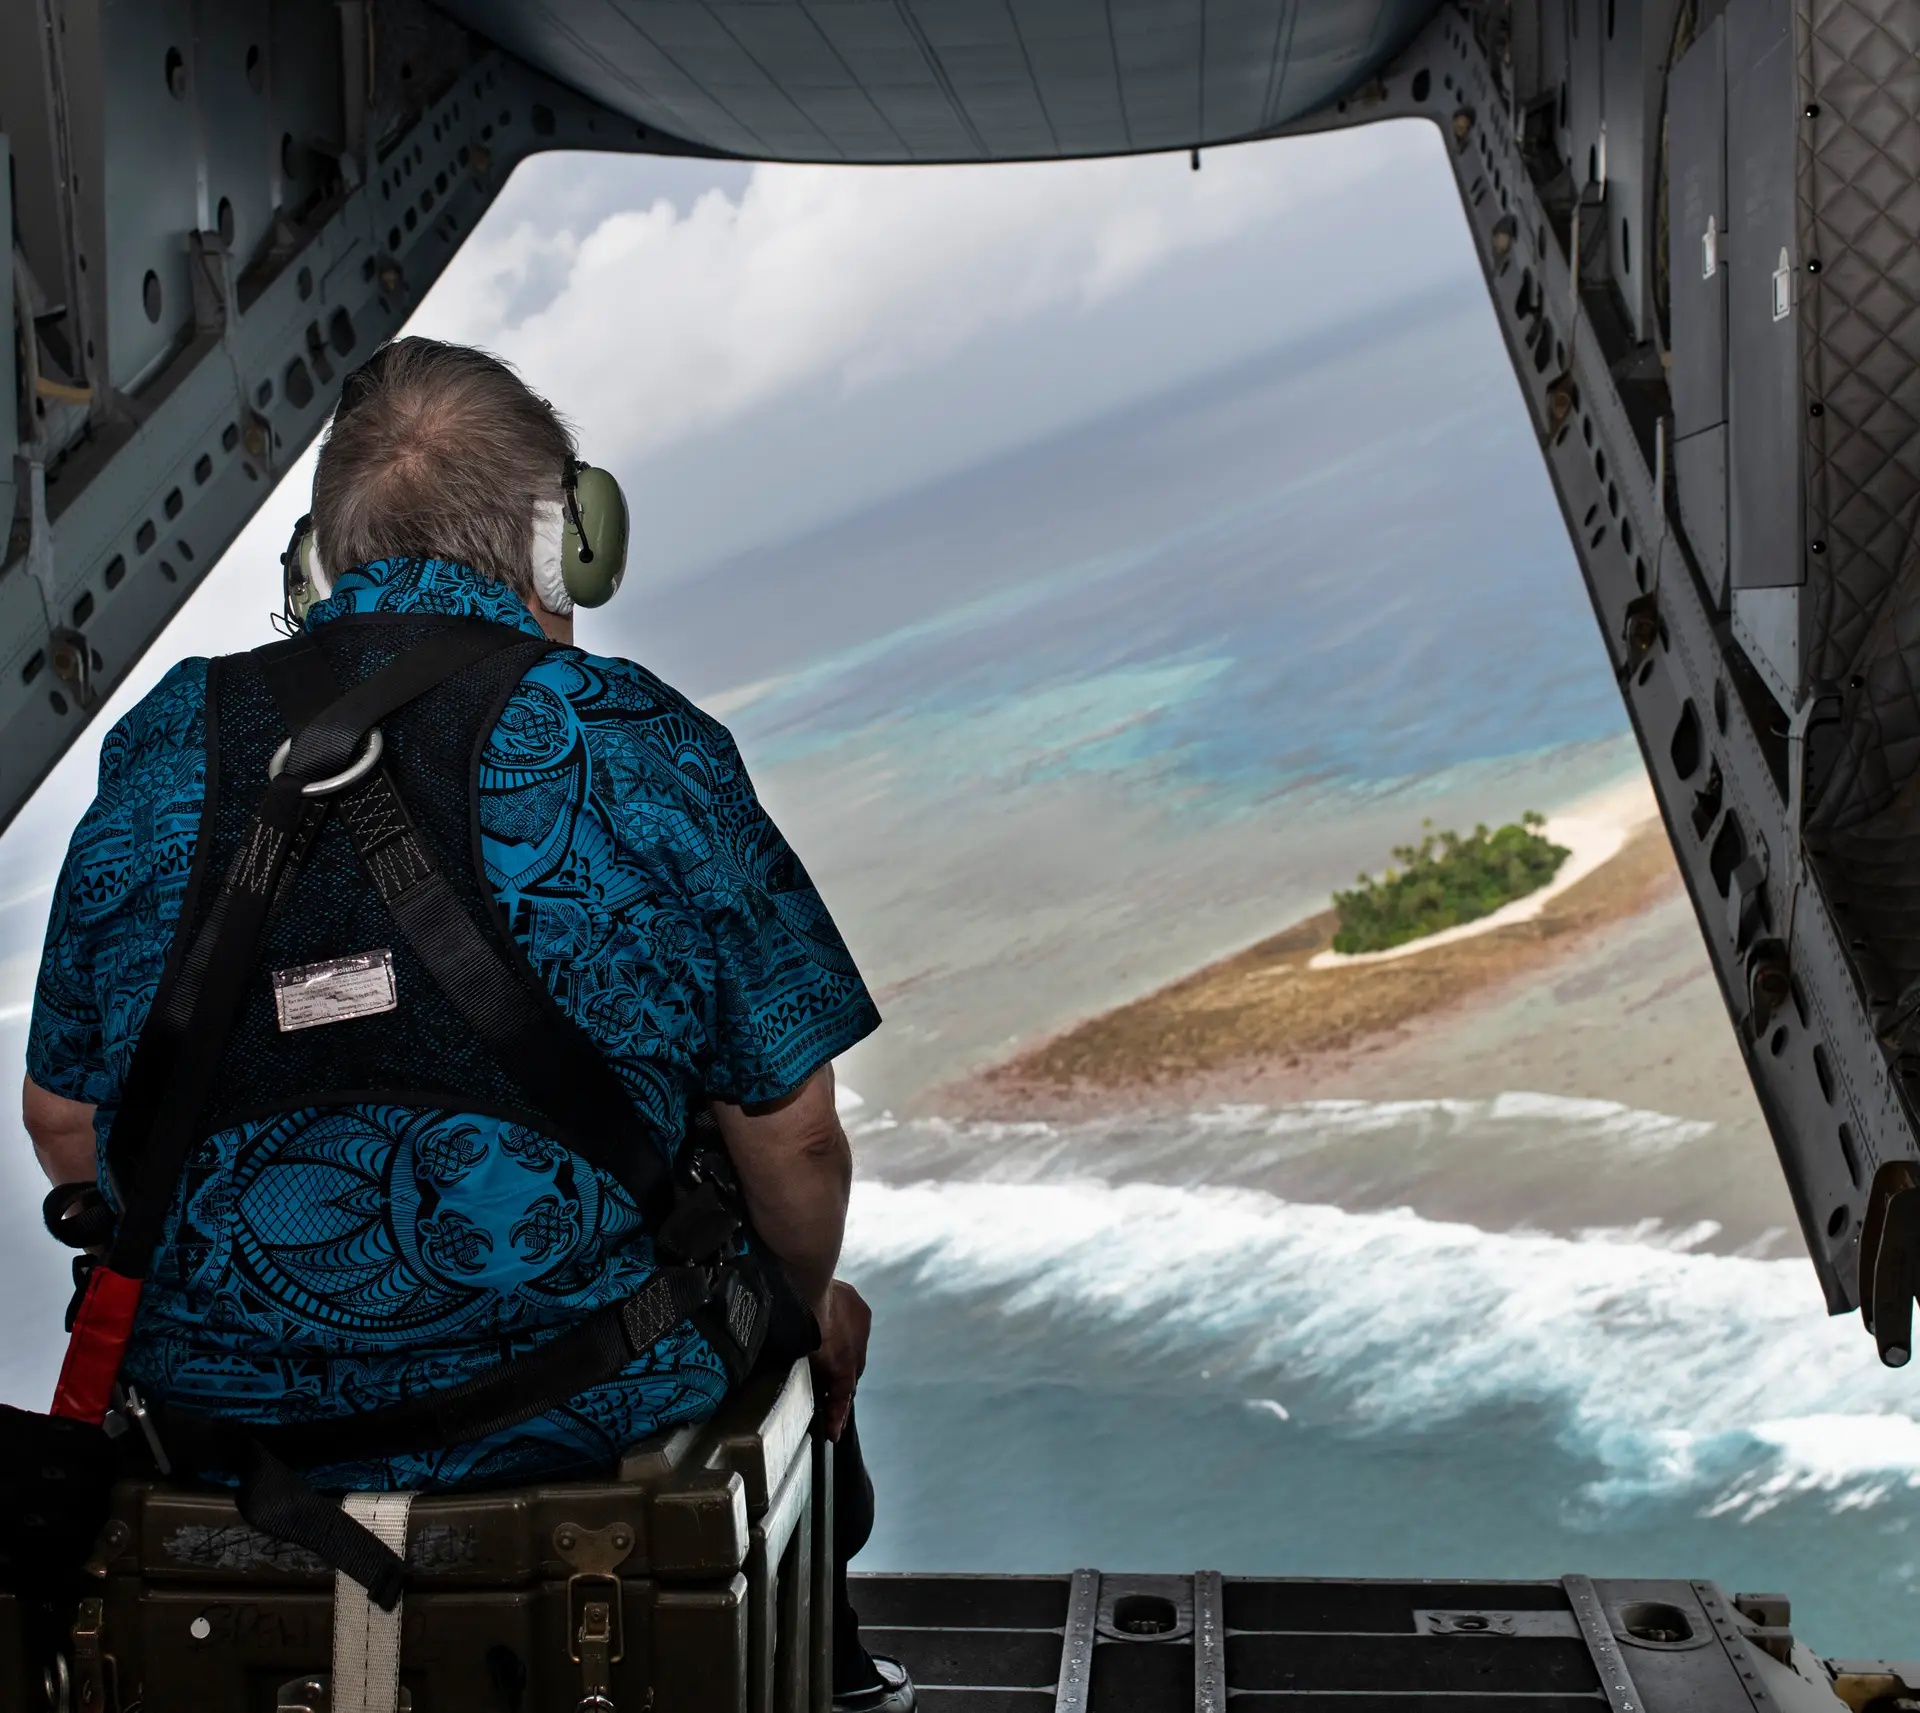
<box><xmin>530</xmin><ymin>499</ymin><xmax>571</xmax><ymax>616</ymax></box>
<box><xmin>303</xmin><ymin>533</ymin><xmax>334</xmax><ymax>602</ymax></box>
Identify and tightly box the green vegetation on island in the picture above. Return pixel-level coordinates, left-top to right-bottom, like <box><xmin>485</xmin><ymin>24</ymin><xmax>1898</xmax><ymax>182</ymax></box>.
<box><xmin>1331</xmin><ymin>813</ymin><xmax>1572</xmax><ymax>954</ymax></box>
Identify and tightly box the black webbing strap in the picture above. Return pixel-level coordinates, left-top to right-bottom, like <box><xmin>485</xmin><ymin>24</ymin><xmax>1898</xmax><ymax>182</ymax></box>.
<box><xmin>104</xmin><ymin>769</ymin><xmax>310</xmax><ymax>1276</ymax></box>
<box><xmin>104</xmin><ymin>624</ymin><xmax>533</xmax><ymax>1277</ymax></box>
<box><xmin>92</xmin><ymin>623</ymin><xmax>540</xmax><ymax>1608</ymax></box>
<box><xmin>275</xmin><ymin>620</ymin><xmax>527</xmax><ymax>785</ymax></box>
<box><xmin>256</xmin><ymin>628</ymin><xmax>669</xmax><ymax>1207</ymax></box>
<box><xmin>221</xmin><ymin>1264</ymin><xmax>715</xmax><ymax>1468</ymax></box>
<box><xmin>43</xmin><ymin>1182</ymin><xmax>116</xmax><ymax>1251</ymax></box>
<box><xmin>149</xmin><ymin>1416</ymin><xmax>410</xmax><ymax>1611</ymax></box>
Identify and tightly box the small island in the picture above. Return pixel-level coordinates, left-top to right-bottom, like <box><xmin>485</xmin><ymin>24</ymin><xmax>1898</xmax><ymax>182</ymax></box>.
<box><xmin>1331</xmin><ymin>813</ymin><xmax>1571</xmax><ymax>954</ymax></box>
<box><xmin>958</xmin><ymin>788</ymin><xmax>1670</xmax><ymax>1114</ymax></box>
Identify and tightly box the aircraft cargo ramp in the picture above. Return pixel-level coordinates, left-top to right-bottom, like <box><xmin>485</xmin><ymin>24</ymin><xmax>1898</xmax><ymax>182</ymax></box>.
<box><xmin>6</xmin><ymin>1361</ymin><xmax>1908</xmax><ymax>1711</ymax></box>
<box><xmin>855</xmin><ymin>1570</ymin><xmax>1918</xmax><ymax>1711</ymax></box>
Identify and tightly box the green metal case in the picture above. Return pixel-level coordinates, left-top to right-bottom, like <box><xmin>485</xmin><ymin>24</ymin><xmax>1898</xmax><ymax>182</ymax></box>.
<box><xmin>17</xmin><ymin>1359</ymin><xmax>827</xmax><ymax>1713</ymax></box>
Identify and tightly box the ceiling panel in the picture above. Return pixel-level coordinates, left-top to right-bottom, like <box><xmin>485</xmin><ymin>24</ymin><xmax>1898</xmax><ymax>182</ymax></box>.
<box><xmin>438</xmin><ymin>0</ymin><xmax>1442</xmax><ymax>161</ymax></box>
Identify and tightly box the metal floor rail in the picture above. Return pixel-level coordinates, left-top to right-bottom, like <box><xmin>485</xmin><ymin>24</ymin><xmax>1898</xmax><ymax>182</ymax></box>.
<box><xmin>851</xmin><ymin>1572</ymin><xmax>1918</xmax><ymax>1712</ymax></box>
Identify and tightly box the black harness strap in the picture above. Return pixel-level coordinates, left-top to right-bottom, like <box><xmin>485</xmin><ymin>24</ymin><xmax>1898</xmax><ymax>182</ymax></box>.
<box><xmin>92</xmin><ymin>623</ymin><xmax>541</xmax><ymax>1609</ymax></box>
<box><xmin>102</xmin><ymin>622</ymin><xmax>537</xmax><ymax>1259</ymax></box>
<box><xmin>219</xmin><ymin>1264</ymin><xmax>717</xmax><ymax>1467</ymax></box>
<box><xmin>254</xmin><ymin>629</ymin><xmax>670</xmax><ymax>1208</ymax></box>
<box><xmin>106</xmin><ymin>768</ymin><xmax>311</xmax><ymax>1277</ymax></box>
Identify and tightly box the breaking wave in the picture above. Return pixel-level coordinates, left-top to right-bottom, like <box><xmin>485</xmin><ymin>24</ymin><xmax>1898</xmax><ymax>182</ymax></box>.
<box><xmin>843</xmin><ymin>1165</ymin><xmax>1920</xmax><ymax>1522</ymax></box>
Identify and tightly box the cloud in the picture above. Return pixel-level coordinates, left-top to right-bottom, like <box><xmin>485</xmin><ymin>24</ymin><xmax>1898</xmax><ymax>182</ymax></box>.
<box><xmin>415</xmin><ymin>122</ymin><xmax>1443</xmax><ymax>473</ymax></box>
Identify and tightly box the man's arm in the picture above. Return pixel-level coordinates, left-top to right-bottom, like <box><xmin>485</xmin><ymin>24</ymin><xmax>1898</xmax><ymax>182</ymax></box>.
<box><xmin>711</xmin><ymin>1063</ymin><xmax>850</xmax><ymax>1318</ymax></box>
<box><xmin>24</xmin><ymin>1074</ymin><xmax>98</xmax><ymax>1186</ymax></box>
<box><xmin>711</xmin><ymin>1062</ymin><xmax>869</xmax><ymax>1437</ymax></box>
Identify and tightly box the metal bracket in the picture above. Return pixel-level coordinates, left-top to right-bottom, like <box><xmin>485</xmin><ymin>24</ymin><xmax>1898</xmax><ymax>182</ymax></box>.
<box><xmin>1054</xmin><ymin>1569</ymin><xmax>1098</xmax><ymax>1713</ymax></box>
<box><xmin>47</xmin><ymin>626</ymin><xmax>93</xmax><ymax>710</ymax></box>
<box><xmin>78</xmin><ymin>1519</ymin><xmax>131</xmax><ymax>1581</ymax></box>
<box><xmin>1859</xmin><ymin>1160</ymin><xmax>1920</xmax><ymax>1365</ymax></box>
<box><xmin>1563</xmin><ymin>1577</ymin><xmax>1643</xmax><ymax>1713</ymax></box>
<box><xmin>68</xmin><ymin>1597</ymin><xmax>116</xmax><ymax>1713</ymax></box>
<box><xmin>555</xmin><ymin>1520</ymin><xmax>635</xmax><ymax>1710</ymax></box>
<box><xmin>1193</xmin><ymin>1570</ymin><xmax>1226</xmax><ymax>1713</ymax></box>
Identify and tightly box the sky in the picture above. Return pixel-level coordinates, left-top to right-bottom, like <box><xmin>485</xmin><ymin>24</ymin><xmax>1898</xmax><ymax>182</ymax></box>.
<box><xmin>0</xmin><ymin>113</ymin><xmax>1482</xmax><ymax>901</ymax></box>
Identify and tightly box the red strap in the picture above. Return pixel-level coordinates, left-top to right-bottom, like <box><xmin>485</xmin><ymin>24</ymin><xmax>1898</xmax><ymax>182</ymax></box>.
<box><xmin>50</xmin><ymin>1267</ymin><xmax>143</xmax><ymax>1423</ymax></box>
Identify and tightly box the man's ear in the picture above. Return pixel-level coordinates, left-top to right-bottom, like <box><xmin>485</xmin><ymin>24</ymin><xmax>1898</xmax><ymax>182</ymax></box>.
<box><xmin>530</xmin><ymin>499</ymin><xmax>572</xmax><ymax>616</ymax></box>
<box><xmin>307</xmin><ymin>533</ymin><xmax>334</xmax><ymax>600</ymax></box>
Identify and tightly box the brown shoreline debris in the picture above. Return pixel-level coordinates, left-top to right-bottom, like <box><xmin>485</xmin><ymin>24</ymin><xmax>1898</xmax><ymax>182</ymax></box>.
<box><xmin>966</xmin><ymin>819</ymin><xmax>1678</xmax><ymax>1109</ymax></box>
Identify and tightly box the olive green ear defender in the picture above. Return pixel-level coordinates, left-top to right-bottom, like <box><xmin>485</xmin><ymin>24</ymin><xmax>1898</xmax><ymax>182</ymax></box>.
<box><xmin>280</xmin><ymin>513</ymin><xmax>329</xmax><ymax>626</ymax></box>
<box><xmin>559</xmin><ymin>459</ymin><xmax>629</xmax><ymax>608</ymax></box>
<box><xmin>278</xmin><ymin>458</ymin><xmax>631</xmax><ymax>625</ymax></box>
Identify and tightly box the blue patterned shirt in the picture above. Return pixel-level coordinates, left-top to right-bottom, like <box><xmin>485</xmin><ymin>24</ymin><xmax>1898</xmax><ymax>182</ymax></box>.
<box><xmin>28</xmin><ymin>557</ymin><xmax>879</xmax><ymax>1490</ymax></box>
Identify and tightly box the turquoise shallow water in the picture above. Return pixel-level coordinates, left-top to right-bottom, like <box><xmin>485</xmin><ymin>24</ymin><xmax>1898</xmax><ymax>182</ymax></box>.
<box><xmin>629</xmin><ymin>287</ymin><xmax>1627</xmax><ymax>806</ymax></box>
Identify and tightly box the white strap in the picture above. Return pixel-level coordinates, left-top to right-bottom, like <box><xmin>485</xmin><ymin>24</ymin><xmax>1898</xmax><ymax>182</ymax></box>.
<box><xmin>331</xmin><ymin>1491</ymin><xmax>414</xmax><ymax>1713</ymax></box>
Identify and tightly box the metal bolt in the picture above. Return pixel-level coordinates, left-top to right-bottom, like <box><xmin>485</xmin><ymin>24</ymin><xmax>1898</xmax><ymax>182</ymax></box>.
<box><xmin>1806</xmin><ymin>257</ymin><xmax>1823</xmax><ymax>274</ymax></box>
<box><xmin>1804</xmin><ymin>103</ymin><xmax>1821</xmax><ymax>118</ymax></box>
<box><xmin>1811</xmin><ymin>539</ymin><xmax>1827</xmax><ymax>554</ymax></box>
<box><xmin>1810</xmin><ymin>401</ymin><xmax>1825</xmax><ymax>417</ymax></box>
<box><xmin>558</xmin><ymin>1529</ymin><xmax>576</xmax><ymax>1549</ymax></box>
<box><xmin>1452</xmin><ymin>108</ymin><xmax>1474</xmax><ymax>140</ymax></box>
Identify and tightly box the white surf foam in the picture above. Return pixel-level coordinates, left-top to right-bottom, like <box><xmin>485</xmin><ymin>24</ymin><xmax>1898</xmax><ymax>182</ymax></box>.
<box><xmin>851</xmin><ymin>1092</ymin><xmax>1720</xmax><ymax>1171</ymax></box>
<box><xmin>844</xmin><ymin>1172</ymin><xmax>1920</xmax><ymax>1518</ymax></box>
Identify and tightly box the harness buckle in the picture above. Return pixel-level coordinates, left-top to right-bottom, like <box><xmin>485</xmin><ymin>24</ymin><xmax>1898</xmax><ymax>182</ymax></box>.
<box><xmin>267</xmin><ymin>728</ymin><xmax>385</xmax><ymax>796</ymax></box>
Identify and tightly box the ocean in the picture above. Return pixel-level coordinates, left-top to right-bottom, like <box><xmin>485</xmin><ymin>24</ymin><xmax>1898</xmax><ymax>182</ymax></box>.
<box><xmin>843</xmin><ymin>1109</ymin><xmax>1920</xmax><ymax>1655</ymax></box>
<box><xmin>1</xmin><ymin>278</ymin><xmax>1912</xmax><ymax>1656</ymax></box>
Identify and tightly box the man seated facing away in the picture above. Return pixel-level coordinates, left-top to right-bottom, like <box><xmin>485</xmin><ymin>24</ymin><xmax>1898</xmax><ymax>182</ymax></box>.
<box><xmin>23</xmin><ymin>337</ymin><xmax>912</xmax><ymax>1713</ymax></box>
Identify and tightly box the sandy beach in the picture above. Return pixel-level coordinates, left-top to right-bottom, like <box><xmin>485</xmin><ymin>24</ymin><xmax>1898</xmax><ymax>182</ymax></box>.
<box><xmin>927</xmin><ymin>777</ymin><xmax>1801</xmax><ymax>1255</ymax></box>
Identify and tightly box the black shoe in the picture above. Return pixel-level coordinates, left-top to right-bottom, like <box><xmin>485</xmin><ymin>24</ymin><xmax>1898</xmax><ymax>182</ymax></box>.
<box><xmin>832</xmin><ymin>1652</ymin><xmax>916</xmax><ymax>1713</ymax></box>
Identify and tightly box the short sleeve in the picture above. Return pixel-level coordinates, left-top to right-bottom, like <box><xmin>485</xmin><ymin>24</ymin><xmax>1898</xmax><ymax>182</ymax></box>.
<box><xmin>485</xmin><ymin>652</ymin><xmax>879</xmax><ymax>1121</ymax></box>
<box><xmin>26</xmin><ymin>843</ymin><xmax>109</xmax><ymax>1103</ymax></box>
<box><xmin>694</xmin><ymin>725</ymin><xmax>881</xmax><ymax>1103</ymax></box>
<box><xmin>27</xmin><ymin>658</ymin><xmax>208</xmax><ymax>1109</ymax></box>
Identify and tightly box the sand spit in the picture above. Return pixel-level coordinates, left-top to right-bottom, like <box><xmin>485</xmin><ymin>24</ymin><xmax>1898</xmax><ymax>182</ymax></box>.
<box><xmin>965</xmin><ymin>813</ymin><xmax>1682</xmax><ymax>1116</ymax></box>
<box><xmin>931</xmin><ymin>778</ymin><xmax>1796</xmax><ymax>1256</ymax></box>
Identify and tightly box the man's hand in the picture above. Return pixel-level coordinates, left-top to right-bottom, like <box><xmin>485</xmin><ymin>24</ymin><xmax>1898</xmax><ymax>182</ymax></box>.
<box><xmin>24</xmin><ymin>1075</ymin><xmax>97</xmax><ymax>1186</ymax></box>
<box><xmin>813</xmin><ymin>1278</ymin><xmax>871</xmax><ymax>1442</ymax></box>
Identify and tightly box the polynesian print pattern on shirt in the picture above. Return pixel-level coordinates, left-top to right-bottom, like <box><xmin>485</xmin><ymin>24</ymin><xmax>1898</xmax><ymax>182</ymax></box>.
<box><xmin>29</xmin><ymin>557</ymin><xmax>878</xmax><ymax>1490</ymax></box>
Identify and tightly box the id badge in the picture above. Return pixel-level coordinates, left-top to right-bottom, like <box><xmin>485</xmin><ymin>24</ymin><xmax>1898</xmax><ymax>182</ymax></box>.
<box><xmin>271</xmin><ymin>950</ymin><xmax>397</xmax><ymax>1032</ymax></box>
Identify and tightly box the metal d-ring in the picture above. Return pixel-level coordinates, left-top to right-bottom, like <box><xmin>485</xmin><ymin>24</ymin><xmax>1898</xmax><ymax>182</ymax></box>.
<box><xmin>268</xmin><ymin>727</ymin><xmax>384</xmax><ymax>796</ymax></box>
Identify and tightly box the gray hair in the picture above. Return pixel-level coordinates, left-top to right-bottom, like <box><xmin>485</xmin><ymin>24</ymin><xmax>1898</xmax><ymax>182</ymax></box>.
<box><xmin>311</xmin><ymin>338</ymin><xmax>574</xmax><ymax>601</ymax></box>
